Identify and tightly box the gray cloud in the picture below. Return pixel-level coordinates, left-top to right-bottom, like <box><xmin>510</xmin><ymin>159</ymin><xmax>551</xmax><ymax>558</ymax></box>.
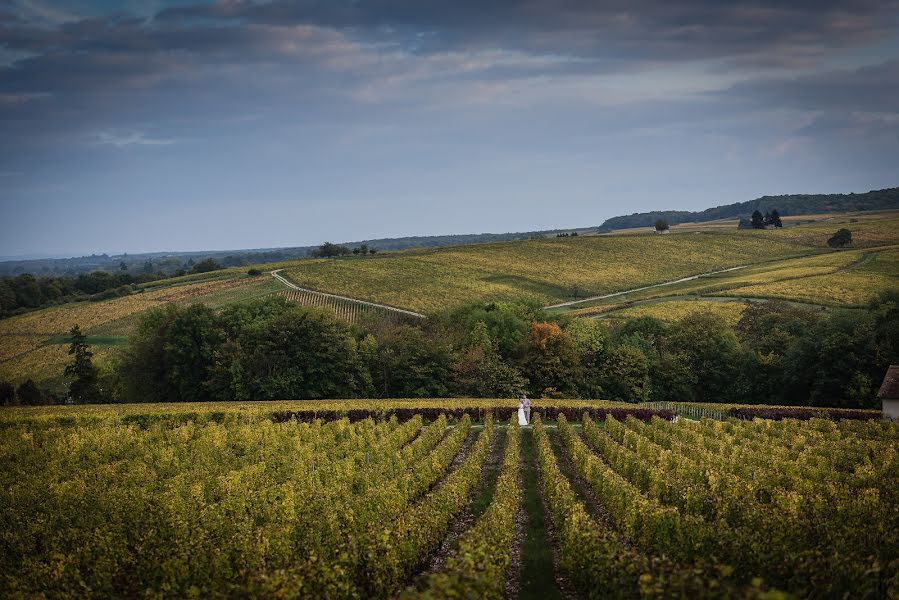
<box><xmin>0</xmin><ymin>0</ymin><xmax>897</xmax><ymax>257</ymax></box>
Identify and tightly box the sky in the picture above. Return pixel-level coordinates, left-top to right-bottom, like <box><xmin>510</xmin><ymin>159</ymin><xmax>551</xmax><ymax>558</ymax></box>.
<box><xmin>1</xmin><ymin>0</ymin><xmax>898</xmax><ymax>257</ymax></box>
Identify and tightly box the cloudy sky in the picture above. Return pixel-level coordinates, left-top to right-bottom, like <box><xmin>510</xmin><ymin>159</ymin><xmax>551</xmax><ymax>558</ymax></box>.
<box><xmin>1</xmin><ymin>0</ymin><xmax>898</xmax><ymax>257</ymax></box>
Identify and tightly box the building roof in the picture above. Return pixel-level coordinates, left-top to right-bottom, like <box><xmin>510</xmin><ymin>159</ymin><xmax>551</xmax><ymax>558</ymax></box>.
<box><xmin>878</xmin><ymin>365</ymin><xmax>899</xmax><ymax>400</ymax></box>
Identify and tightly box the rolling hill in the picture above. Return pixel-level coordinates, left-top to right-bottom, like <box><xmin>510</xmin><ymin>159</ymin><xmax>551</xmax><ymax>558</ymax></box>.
<box><xmin>2</xmin><ymin>210</ymin><xmax>897</xmax><ymax>389</ymax></box>
<box><xmin>598</xmin><ymin>187</ymin><xmax>899</xmax><ymax>230</ymax></box>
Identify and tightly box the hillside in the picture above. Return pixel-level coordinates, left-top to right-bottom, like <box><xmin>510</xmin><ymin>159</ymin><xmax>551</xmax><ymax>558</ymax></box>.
<box><xmin>598</xmin><ymin>187</ymin><xmax>899</xmax><ymax>230</ymax></box>
<box><xmin>2</xmin><ymin>211</ymin><xmax>897</xmax><ymax>389</ymax></box>
<box><xmin>280</xmin><ymin>215</ymin><xmax>899</xmax><ymax>314</ymax></box>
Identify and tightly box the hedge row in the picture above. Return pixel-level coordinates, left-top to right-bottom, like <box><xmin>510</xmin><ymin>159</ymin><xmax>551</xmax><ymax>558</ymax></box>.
<box><xmin>729</xmin><ymin>407</ymin><xmax>879</xmax><ymax>421</ymax></box>
<box><xmin>270</xmin><ymin>406</ymin><xmax>676</xmax><ymax>424</ymax></box>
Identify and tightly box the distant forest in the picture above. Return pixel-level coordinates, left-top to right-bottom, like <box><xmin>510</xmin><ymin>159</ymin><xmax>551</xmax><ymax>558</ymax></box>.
<box><xmin>0</xmin><ymin>231</ymin><xmax>584</xmax><ymax>277</ymax></box>
<box><xmin>598</xmin><ymin>187</ymin><xmax>899</xmax><ymax>231</ymax></box>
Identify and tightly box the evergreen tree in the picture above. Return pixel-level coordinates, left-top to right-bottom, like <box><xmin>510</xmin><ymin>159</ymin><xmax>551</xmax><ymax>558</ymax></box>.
<box><xmin>750</xmin><ymin>210</ymin><xmax>765</xmax><ymax>229</ymax></box>
<box><xmin>770</xmin><ymin>209</ymin><xmax>783</xmax><ymax>227</ymax></box>
<box><xmin>65</xmin><ymin>324</ymin><xmax>101</xmax><ymax>403</ymax></box>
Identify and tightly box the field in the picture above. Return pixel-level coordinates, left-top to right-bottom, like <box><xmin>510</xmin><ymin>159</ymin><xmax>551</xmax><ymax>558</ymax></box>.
<box><xmin>0</xmin><ymin>275</ymin><xmax>281</xmax><ymax>386</ymax></box>
<box><xmin>557</xmin><ymin>241</ymin><xmax>899</xmax><ymax>321</ymax></box>
<box><xmin>0</xmin><ymin>401</ymin><xmax>894</xmax><ymax>598</ymax></box>
<box><xmin>281</xmin><ymin>232</ymin><xmax>815</xmax><ymax>314</ymax></box>
<box><xmin>281</xmin><ymin>217</ymin><xmax>898</xmax><ymax>315</ymax></box>
<box><xmin>3</xmin><ymin>213</ymin><xmax>898</xmax><ymax>387</ymax></box>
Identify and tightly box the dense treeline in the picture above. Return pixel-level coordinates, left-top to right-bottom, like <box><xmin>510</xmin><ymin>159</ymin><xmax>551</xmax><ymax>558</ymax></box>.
<box><xmin>0</xmin><ymin>231</ymin><xmax>576</xmax><ymax>277</ymax></box>
<box><xmin>599</xmin><ymin>187</ymin><xmax>899</xmax><ymax>230</ymax></box>
<box><xmin>0</xmin><ymin>261</ymin><xmax>224</xmax><ymax>318</ymax></box>
<box><xmin>43</xmin><ymin>290</ymin><xmax>895</xmax><ymax>408</ymax></box>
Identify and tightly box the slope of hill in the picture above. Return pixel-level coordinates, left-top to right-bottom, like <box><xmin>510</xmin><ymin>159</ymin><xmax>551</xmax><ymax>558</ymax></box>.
<box><xmin>2</xmin><ymin>212</ymin><xmax>897</xmax><ymax>389</ymax></box>
<box><xmin>598</xmin><ymin>187</ymin><xmax>899</xmax><ymax>230</ymax></box>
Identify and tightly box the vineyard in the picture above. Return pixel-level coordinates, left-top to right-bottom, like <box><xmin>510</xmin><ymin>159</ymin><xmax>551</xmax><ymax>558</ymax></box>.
<box><xmin>280</xmin><ymin>231</ymin><xmax>816</xmax><ymax>314</ymax></box>
<box><xmin>0</xmin><ymin>401</ymin><xmax>894</xmax><ymax>598</ymax></box>
<box><xmin>277</xmin><ymin>288</ymin><xmax>424</xmax><ymax>325</ymax></box>
<box><xmin>278</xmin><ymin>216</ymin><xmax>899</xmax><ymax>314</ymax></box>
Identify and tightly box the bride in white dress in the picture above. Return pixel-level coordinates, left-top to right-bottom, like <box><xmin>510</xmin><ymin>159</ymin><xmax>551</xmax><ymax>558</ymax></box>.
<box><xmin>517</xmin><ymin>397</ymin><xmax>529</xmax><ymax>425</ymax></box>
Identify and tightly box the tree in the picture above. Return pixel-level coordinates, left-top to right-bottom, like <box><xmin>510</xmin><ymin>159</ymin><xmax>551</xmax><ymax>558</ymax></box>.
<box><xmin>142</xmin><ymin>260</ymin><xmax>154</xmax><ymax>274</ymax></box>
<box><xmin>64</xmin><ymin>324</ymin><xmax>101</xmax><ymax>403</ymax></box>
<box><xmin>750</xmin><ymin>210</ymin><xmax>765</xmax><ymax>229</ymax></box>
<box><xmin>566</xmin><ymin>319</ymin><xmax>610</xmax><ymax>398</ymax></box>
<box><xmin>827</xmin><ymin>228</ymin><xmax>853</xmax><ymax>248</ymax></box>
<box><xmin>520</xmin><ymin>322</ymin><xmax>582</xmax><ymax>397</ymax></box>
<box><xmin>119</xmin><ymin>261</ymin><xmax>128</xmax><ymax>271</ymax></box>
<box><xmin>225</xmin><ymin>306</ymin><xmax>368</xmax><ymax>400</ymax></box>
<box><xmin>0</xmin><ymin>380</ymin><xmax>15</xmax><ymax>406</ymax></box>
<box><xmin>452</xmin><ymin>322</ymin><xmax>527</xmax><ymax>397</ymax></box>
<box><xmin>118</xmin><ymin>304</ymin><xmax>224</xmax><ymax>402</ymax></box>
<box><xmin>311</xmin><ymin>242</ymin><xmax>351</xmax><ymax>258</ymax></box>
<box><xmin>661</xmin><ymin>312</ymin><xmax>741</xmax><ymax>402</ymax></box>
<box><xmin>600</xmin><ymin>344</ymin><xmax>650</xmax><ymax>402</ymax></box>
<box><xmin>769</xmin><ymin>209</ymin><xmax>783</xmax><ymax>227</ymax></box>
<box><xmin>191</xmin><ymin>258</ymin><xmax>222</xmax><ymax>274</ymax></box>
<box><xmin>366</xmin><ymin>324</ymin><xmax>453</xmax><ymax>398</ymax></box>
<box><xmin>16</xmin><ymin>379</ymin><xmax>42</xmax><ymax>405</ymax></box>
<box><xmin>654</xmin><ymin>219</ymin><xmax>669</xmax><ymax>232</ymax></box>
<box><xmin>781</xmin><ymin>311</ymin><xmax>880</xmax><ymax>407</ymax></box>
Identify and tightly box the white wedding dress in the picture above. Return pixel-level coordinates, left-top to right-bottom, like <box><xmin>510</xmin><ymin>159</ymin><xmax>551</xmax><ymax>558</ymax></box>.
<box><xmin>517</xmin><ymin>406</ymin><xmax>528</xmax><ymax>425</ymax></box>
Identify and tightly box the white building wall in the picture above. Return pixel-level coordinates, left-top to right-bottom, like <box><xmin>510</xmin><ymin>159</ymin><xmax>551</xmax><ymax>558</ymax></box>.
<box><xmin>883</xmin><ymin>399</ymin><xmax>899</xmax><ymax>421</ymax></box>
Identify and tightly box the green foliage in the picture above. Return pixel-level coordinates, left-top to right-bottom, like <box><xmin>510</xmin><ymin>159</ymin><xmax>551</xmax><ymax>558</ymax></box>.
<box><xmin>827</xmin><ymin>227</ymin><xmax>853</xmax><ymax>248</ymax></box>
<box><xmin>451</xmin><ymin>322</ymin><xmax>527</xmax><ymax>397</ymax></box>
<box><xmin>311</xmin><ymin>241</ymin><xmax>352</xmax><ymax>258</ymax></box>
<box><xmin>190</xmin><ymin>258</ymin><xmax>222</xmax><ymax>274</ymax></box>
<box><xmin>520</xmin><ymin>322</ymin><xmax>582</xmax><ymax>397</ymax></box>
<box><xmin>662</xmin><ymin>312</ymin><xmax>741</xmax><ymax>402</ymax></box>
<box><xmin>599</xmin><ymin>344</ymin><xmax>650</xmax><ymax>402</ymax></box>
<box><xmin>751</xmin><ymin>210</ymin><xmax>765</xmax><ymax>229</ymax></box>
<box><xmin>367</xmin><ymin>325</ymin><xmax>455</xmax><ymax>398</ymax></box>
<box><xmin>15</xmin><ymin>379</ymin><xmax>42</xmax><ymax>405</ymax></box>
<box><xmin>64</xmin><ymin>324</ymin><xmax>100</xmax><ymax>403</ymax></box>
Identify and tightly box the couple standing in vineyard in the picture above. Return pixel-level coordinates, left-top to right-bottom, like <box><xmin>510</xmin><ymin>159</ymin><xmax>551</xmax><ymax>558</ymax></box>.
<box><xmin>517</xmin><ymin>395</ymin><xmax>531</xmax><ymax>425</ymax></box>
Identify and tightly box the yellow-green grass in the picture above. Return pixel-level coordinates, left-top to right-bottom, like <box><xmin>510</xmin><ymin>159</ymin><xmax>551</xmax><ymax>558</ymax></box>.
<box><xmin>562</xmin><ymin>245</ymin><xmax>897</xmax><ymax>309</ymax></box>
<box><xmin>283</xmin><ymin>232</ymin><xmax>816</xmax><ymax>314</ymax></box>
<box><xmin>751</xmin><ymin>217</ymin><xmax>899</xmax><ymax>249</ymax></box>
<box><xmin>601</xmin><ymin>299</ymin><xmax>750</xmax><ymax>326</ymax></box>
<box><xmin>716</xmin><ymin>248</ymin><xmax>899</xmax><ymax>306</ymax></box>
<box><xmin>0</xmin><ymin>275</ymin><xmax>279</xmax><ymax>385</ymax></box>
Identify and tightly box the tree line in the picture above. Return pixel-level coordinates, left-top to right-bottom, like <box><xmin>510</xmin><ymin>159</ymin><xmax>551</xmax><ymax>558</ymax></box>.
<box><xmin>0</xmin><ymin>260</ymin><xmax>226</xmax><ymax>319</ymax></box>
<box><xmin>7</xmin><ymin>290</ymin><xmax>894</xmax><ymax>408</ymax></box>
<box><xmin>599</xmin><ymin>187</ymin><xmax>899</xmax><ymax>230</ymax></box>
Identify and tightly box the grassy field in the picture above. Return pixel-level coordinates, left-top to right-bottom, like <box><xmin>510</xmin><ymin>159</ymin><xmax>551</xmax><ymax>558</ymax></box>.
<box><xmin>0</xmin><ymin>400</ymin><xmax>892</xmax><ymax>598</ymax></box>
